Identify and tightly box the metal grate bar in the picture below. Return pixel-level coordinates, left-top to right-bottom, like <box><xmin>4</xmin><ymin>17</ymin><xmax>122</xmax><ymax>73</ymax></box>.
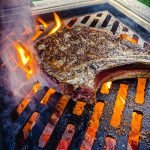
<box><xmin>139</xmin><ymin>80</ymin><xmax>150</xmax><ymax>149</ymax></box>
<box><xmin>96</xmin><ymin>13</ymin><xmax>102</xmax><ymax>17</ymax></box>
<box><xmin>89</xmin><ymin>19</ymin><xmax>99</xmax><ymax>27</ymax></box>
<box><xmin>93</xmin><ymin>79</ymin><xmax>150</xmax><ymax>150</ymax></box>
<box><xmin>115</xmin><ymin>79</ymin><xmax>138</xmax><ymax>149</ymax></box>
<box><xmin>104</xmin><ymin>16</ymin><xmax>115</xmax><ymax>31</ymax></box>
<box><xmin>65</xmin><ymin>10</ymin><xmax>150</xmax><ymax>47</ymax></box>
<box><xmin>111</xmin><ymin>20</ymin><xmax>119</xmax><ymax>34</ymax></box>
<box><xmin>101</xmin><ymin>14</ymin><xmax>112</xmax><ymax>28</ymax></box>
<box><xmin>45</xmin><ymin>100</ymin><xmax>93</xmax><ymax>149</ymax></box>
<box><xmin>122</xmin><ymin>26</ymin><xmax>128</xmax><ymax>32</ymax></box>
<box><xmin>22</xmin><ymin>92</ymin><xmax>62</xmax><ymax>149</ymax></box>
<box><xmin>92</xmin><ymin>83</ymin><xmax>120</xmax><ymax>149</ymax></box>
<box><xmin>1</xmin><ymin>78</ymin><xmax>149</xmax><ymax>149</ymax></box>
<box><xmin>96</xmin><ymin>12</ymin><xmax>108</xmax><ymax>28</ymax></box>
<box><xmin>10</xmin><ymin>87</ymin><xmax>49</xmax><ymax>150</ymax></box>
<box><xmin>81</xmin><ymin>15</ymin><xmax>90</xmax><ymax>24</ymax></box>
<box><xmin>67</xmin><ymin>18</ymin><xmax>78</xmax><ymax>28</ymax></box>
<box><xmin>69</xmin><ymin>104</ymin><xmax>93</xmax><ymax>149</ymax></box>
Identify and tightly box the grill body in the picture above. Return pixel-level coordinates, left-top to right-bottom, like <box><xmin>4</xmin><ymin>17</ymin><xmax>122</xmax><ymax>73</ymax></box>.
<box><xmin>0</xmin><ymin>1</ymin><xmax>150</xmax><ymax>150</ymax></box>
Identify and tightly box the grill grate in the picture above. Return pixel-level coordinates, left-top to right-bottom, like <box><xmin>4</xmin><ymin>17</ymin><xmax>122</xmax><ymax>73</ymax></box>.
<box><xmin>64</xmin><ymin>11</ymin><xmax>149</xmax><ymax>48</ymax></box>
<box><xmin>0</xmin><ymin>3</ymin><xmax>150</xmax><ymax>150</ymax></box>
<box><xmin>0</xmin><ymin>79</ymin><xmax>149</xmax><ymax>149</ymax></box>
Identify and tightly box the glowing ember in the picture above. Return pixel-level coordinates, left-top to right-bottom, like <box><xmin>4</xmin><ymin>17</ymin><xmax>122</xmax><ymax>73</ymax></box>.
<box><xmin>135</xmin><ymin>78</ymin><xmax>146</xmax><ymax>104</ymax></box>
<box><xmin>32</xmin><ymin>30</ymin><xmax>43</xmax><ymax>42</ymax></box>
<box><xmin>120</xmin><ymin>34</ymin><xmax>138</xmax><ymax>44</ymax></box>
<box><xmin>37</xmin><ymin>17</ymin><xmax>49</xmax><ymax>28</ymax></box>
<box><xmin>48</xmin><ymin>12</ymin><xmax>62</xmax><ymax>35</ymax></box>
<box><xmin>81</xmin><ymin>102</ymin><xmax>104</xmax><ymax>150</ymax></box>
<box><xmin>119</xmin><ymin>95</ymin><xmax>125</xmax><ymax>104</ymax></box>
<box><xmin>17</xmin><ymin>83</ymin><xmax>40</xmax><ymax>115</ymax></box>
<box><xmin>13</xmin><ymin>42</ymin><xmax>35</xmax><ymax>79</ymax></box>
<box><xmin>73</xmin><ymin>101</ymin><xmax>86</xmax><ymax>116</ymax></box>
<box><xmin>100</xmin><ymin>81</ymin><xmax>112</xmax><ymax>94</ymax></box>
<box><xmin>110</xmin><ymin>84</ymin><xmax>128</xmax><ymax>128</ymax></box>
<box><xmin>57</xmin><ymin>124</ymin><xmax>75</xmax><ymax>150</ymax></box>
<box><xmin>39</xmin><ymin>96</ymin><xmax>69</xmax><ymax>148</ymax></box>
<box><xmin>17</xmin><ymin>99</ymin><xmax>30</xmax><ymax>115</ymax></box>
<box><xmin>33</xmin><ymin>83</ymin><xmax>41</xmax><ymax>93</ymax></box>
<box><xmin>128</xmin><ymin>111</ymin><xmax>143</xmax><ymax>150</ymax></box>
<box><xmin>40</xmin><ymin>88</ymin><xmax>56</xmax><ymax>104</ymax></box>
<box><xmin>23</xmin><ymin>112</ymin><xmax>40</xmax><ymax>139</ymax></box>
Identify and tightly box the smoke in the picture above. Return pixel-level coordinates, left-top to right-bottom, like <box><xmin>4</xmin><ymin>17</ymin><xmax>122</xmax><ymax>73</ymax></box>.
<box><xmin>0</xmin><ymin>0</ymin><xmax>58</xmax><ymax>101</ymax></box>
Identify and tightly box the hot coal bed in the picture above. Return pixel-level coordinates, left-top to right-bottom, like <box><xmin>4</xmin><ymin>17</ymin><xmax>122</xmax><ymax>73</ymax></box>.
<box><xmin>0</xmin><ymin>1</ymin><xmax>150</xmax><ymax>150</ymax></box>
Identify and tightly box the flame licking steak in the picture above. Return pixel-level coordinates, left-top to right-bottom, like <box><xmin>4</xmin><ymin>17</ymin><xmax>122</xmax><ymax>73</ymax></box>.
<box><xmin>35</xmin><ymin>26</ymin><xmax>150</xmax><ymax>103</ymax></box>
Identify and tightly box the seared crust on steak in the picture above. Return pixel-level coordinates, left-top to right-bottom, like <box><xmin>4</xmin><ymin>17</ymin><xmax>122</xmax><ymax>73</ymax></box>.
<box><xmin>35</xmin><ymin>26</ymin><xmax>150</xmax><ymax>103</ymax></box>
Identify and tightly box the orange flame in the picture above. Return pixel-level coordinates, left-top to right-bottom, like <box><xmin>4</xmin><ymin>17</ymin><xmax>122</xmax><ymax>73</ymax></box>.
<box><xmin>48</xmin><ymin>12</ymin><xmax>62</xmax><ymax>35</ymax></box>
<box><xmin>32</xmin><ymin>17</ymin><xmax>48</xmax><ymax>41</ymax></box>
<box><xmin>14</xmin><ymin>42</ymin><xmax>30</xmax><ymax>65</ymax></box>
<box><xmin>23</xmin><ymin>112</ymin><xmax>40</xmax><ymax>139</ymax></box>
<box><xmin>13</xmin><ymin>42</ymin><xmax>35</xmax><ymax>78</ymax></box>
<box><xmin>80</xmin><ymin>102</ymin><xmax>104</xmax><ymax>150</ymax></box>
<box><xmin>37</xmin><ymin>17</ymin><xmax>49</xmax><ymax>28</ymax></box>
<box><xmin>119</xmin><ymin>95</ymin><xmax>125</xmax><ymax>104</ymax></box>
<box><xmin>135</xmin><ymin>78</ymin><xmax>146</xmax><ymax>104</ymax></box>
<box><xmin>33</xmin><ymin>83</ymin><xmax>41</xmax><ymax>93</ymax></box>
<box><xmin>40</xmin><ymin>88</ymin><xmax>56</xmax><ymax>104</ymax></box>
<box><xmin>110</xmin><ymin>84</ymin><xmax>128</xmax><ymax>128</ymax></box>
<box><xmin>17</xmin><ymin>83</ymin><xmax>41</xmax><ymax>115</ymax></box>
<box><xmin>128</xmin><ymin>112</ymin><xmax>143</xmax><ymax>149</ymax></box>
<box><xmin>120</xmin><ymin>34</ymin><xmax>138</xmax><ymax>44</ymax></box>
<box><xmin>100</xmin><ymin>81</ymin><xmax>112</xmax><ymax>94</ymax></box>
<box><xmin>73</xmin><ymin>102</ymin><xmax>86</xmax><ymax>116</ymax></box>
<box><xmin>14</xmin><ymin>13</ymin><xmax>62</xmax><ymax>79</ymax></box>
<box><xmin>32</xmin><ymin>30</ymin><xmax>43</xmax><ymax>42</ymax></box>
<box><xmin>32</xmin><ymin>13</ymin><xmax>62</xmax><ymax>41</ymax></box>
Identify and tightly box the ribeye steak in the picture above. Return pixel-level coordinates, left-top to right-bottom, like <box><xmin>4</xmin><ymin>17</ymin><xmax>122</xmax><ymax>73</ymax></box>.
<box><xmin>35</xmin><ymin>26</ymin><xmax>150</xmax><ymax>103</ymax></box>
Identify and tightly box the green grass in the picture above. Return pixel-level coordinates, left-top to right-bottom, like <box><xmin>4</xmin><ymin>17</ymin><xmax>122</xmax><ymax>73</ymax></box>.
<box><xmin>138</xmin><ymin>0</ymin><xmax>150</xmax><ymax>7</ymax></box>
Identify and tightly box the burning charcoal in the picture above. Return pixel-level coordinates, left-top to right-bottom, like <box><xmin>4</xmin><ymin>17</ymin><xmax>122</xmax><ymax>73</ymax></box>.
<box><xmin>57</xmin><ymin>124</ymin><xmax>75</xmax><ymax>150</ymax></box>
